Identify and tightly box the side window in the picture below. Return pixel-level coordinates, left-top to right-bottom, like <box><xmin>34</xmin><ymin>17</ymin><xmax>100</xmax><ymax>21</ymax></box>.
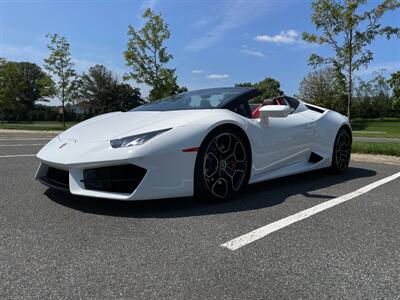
<box><xmin>225</xmin><ymin>91</ymin><xmax>260</xmax><ymax>119</ymax></box>
<box><xmin>229</xmin><ymin>101</ymin><xmax>252</xmax><ymax>118</ymax></box>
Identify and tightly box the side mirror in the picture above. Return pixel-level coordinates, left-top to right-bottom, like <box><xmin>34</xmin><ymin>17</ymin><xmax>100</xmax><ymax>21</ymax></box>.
<box><xmin>259</xmin><ymin>105</ymin><xmax>291</xmax><ymax>126</ymax></box>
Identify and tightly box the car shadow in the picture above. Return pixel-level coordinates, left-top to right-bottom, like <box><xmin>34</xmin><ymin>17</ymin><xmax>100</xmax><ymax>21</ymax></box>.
<box><xmin>45</xmin><ymin>167</ymin><xmax>377</xmax><ymax>219</ymax></box>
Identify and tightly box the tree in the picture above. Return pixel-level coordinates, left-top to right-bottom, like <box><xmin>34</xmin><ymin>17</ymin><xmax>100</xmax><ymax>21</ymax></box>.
<box><xmin>79</xmin><ymin>64</ymin><xmax>143</xmax><ymax>115</ymax></box>
<box><xmin>255</xmin><ymin>77</ymin><xmax>284</xmax><ymax>101</ymax></box>
<box><xmin>0</xmin><ymin>61</ymin><xmax>19</xmax><ymax>122</ymax></box>
<box><xmin>302</xmin><ymin>0</ymin><xmax>400</xmax><ymax>119</ymax></box>
<box><xmin>355</xmin><ymin>72</ymin><xmax>392</xmax><ymax>118</ymax></box>
<box><xmin>235</xmin><ymin>82</ymin><xmax>253</xmax><ymax>88</ymax></box>
<box><xmin>235</xmin><ymin>77</ymin><xmax>283</xmax><ymax>103</ymax></box>
<box><xmin>299</xmin><ymin>67</ymin><xmax>347</xmax><ymax>113</ymax></box>
<box><xmin>124</xmin><ymin>8</ymin><xmax>184</xmax><ymax>101</ymax></box>
<box><xmin>0</xmin><ymin>60</ymin><xmax>55</xmax><ymax>121</ymax></box>
<box><xmin>388</xmin><ymin>71</ymin><xmax>400</xmax><ymax>110</ymax></box>
<box><xmin>13</xmin><ymin>62</ymin><xmax>55</xmax><ymax>112</ymax></box>
<box><xmin>44</xmin><ymin>33</ymin><xmax>80</xmax><ymax>127</ymax></box>
<box><xmin>112</xmin><ymin>83</ymin><xmax>144</xmax><ymax>112</ymax></box>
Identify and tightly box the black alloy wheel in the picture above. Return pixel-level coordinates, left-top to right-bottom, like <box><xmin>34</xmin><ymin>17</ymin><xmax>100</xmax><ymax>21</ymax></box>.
<box><xmin>195</xmin><ymin>127</ymin><xmax>250</xmax><ymax>202</ymax></box>
<box><xmin>331</xmin><ymin>127</ymin><xmax>352</xmax><ymax>173</ymax></box>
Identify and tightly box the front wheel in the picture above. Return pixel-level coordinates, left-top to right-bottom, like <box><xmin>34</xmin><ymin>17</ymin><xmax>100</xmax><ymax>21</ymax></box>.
<box><xmin>331</xmin><ymin>127</ymin><xmax>352</xmax><ymax>173</ymax></box>
<box><xmin>194</xmin><ymin>127</ymin><xmax>250</xmax><ymax>202</ymax></box>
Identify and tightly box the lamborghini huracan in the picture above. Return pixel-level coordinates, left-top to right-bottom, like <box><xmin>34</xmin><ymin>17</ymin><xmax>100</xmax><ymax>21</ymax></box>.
<box><xmin>36</xmin><ymin>87</ymin><xmax>352</xmax><ymax>201</ymax></box>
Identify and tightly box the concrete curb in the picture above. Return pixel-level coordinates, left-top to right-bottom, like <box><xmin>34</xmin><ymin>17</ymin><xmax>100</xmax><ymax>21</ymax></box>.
<box><xmin>352</xmin><ymin>153</ymin><xmax>400</xmax><ymax>166</ymax></box>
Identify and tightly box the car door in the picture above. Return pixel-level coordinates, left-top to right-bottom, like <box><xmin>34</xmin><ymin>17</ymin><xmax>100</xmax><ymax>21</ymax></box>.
<box><xmin>247</xmin><ymin>110</ymin><xmax>314</xmax><ymax>177</ymax></box>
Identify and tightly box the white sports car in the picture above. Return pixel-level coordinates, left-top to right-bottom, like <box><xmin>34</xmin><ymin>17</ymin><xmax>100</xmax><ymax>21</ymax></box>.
<box><xmin>36</xmin><ymin>87</ymin><xmax>352</xmax><ymax>202</ymax></box>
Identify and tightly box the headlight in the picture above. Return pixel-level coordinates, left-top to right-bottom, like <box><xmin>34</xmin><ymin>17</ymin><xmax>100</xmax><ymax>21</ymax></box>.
<box><xmin>110</xmin><ymin>128</ymin><xmax>171</xmax><ymax>148</ymax></box>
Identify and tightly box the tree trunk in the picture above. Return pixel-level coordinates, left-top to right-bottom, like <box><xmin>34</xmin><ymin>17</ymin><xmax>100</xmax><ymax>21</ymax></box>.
<box><xmin>61</xmin><ymin>85</ymin><xmax>66</xmax><ymax>128</ymax></box>
<box><xmin>62</xmin><ymin>98</ymin><xmax>65</xmax><ymax>128</ymax></box>
<box><xmin>347</xmin><ymin>30</ymin><xmax>353</xmax><ymax>121</ymax></box>
<box><xmin>347</xmin><ymin>73</ymin><xmax>352</xmax><ymax>120</ymax></box>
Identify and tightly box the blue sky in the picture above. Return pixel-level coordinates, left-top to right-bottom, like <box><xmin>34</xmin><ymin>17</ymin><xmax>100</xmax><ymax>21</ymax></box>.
<box><xmin>1</xmin><ymin>0</ymin><xmax>399</xmax><ymax>104</ymax></box>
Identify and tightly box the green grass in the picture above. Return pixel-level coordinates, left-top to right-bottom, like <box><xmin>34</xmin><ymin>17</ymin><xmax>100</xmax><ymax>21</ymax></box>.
<box><xmin>0</xmin><ymin>121</ymin><xmax>77</xmax><ymax>131</ymax></box>
<box><xmin>351</xmin><ymin>118</ymin><xmax>400</xmax><ymax>138</ymax></box>
<box><xmin>352</xmin><ymin>142</ymin><xmax>400</xmax><ymax>157</ymax></box>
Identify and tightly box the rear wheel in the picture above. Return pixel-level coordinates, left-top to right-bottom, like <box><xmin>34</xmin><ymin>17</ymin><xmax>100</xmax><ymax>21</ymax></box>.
<box><xmin>195</xmin><ymin>127</ymin><xmax>250</xmax><ymax>202</ymax></box>
<box><xmin>331</xmin><ymin>127</ymin><xmax>352</xmax><ymax>173</ymax></box>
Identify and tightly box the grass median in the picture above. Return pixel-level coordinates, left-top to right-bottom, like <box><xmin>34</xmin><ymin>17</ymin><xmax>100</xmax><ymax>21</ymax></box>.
<box><xmin>351</xmin><ymin>118</ymin><xmax>400</xmax><ymax>138</ymax></box>
<box><xmin>352</xmin><ymin>142</ymin><xmax>400</xmax><ymax>157</ymax></box>
<box><xmin>0</xmin><ymin>121</ymin><xmax>77</xmax><ymax>131</ymax></box>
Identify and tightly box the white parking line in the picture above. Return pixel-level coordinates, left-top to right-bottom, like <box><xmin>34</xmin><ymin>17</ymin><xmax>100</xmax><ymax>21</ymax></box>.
<box><xmin>0</xmin><ymin>154</ymin><xmax>36</xmax><ymax>158</ymax></box>
<box><xmin>221</xmin><ymin>171</ymin><xmax>400</xmax><ymax>251</ymax></box>
<box><xmin>0</xmin><ymin>144</ymin><xmax>45</xmax><ymax>147</ymax></box>
<box><xmin>0</xmin><ymin>138</ymin><xmax>51</xmax><ymax>141</ymax></box>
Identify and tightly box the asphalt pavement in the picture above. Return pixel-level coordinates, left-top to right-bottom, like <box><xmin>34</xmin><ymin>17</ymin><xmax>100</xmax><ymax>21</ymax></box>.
<box><xmin>1</xmin><ymin>132</ymin><xmax>400</xmax><ymax>299</ymax></box>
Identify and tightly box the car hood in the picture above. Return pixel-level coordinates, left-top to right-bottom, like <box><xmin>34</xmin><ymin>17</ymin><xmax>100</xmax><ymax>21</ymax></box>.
<box><xmin>59</xmin><ymin>110</ymin><xmax>215</xmax><ymax>142</ymax></box>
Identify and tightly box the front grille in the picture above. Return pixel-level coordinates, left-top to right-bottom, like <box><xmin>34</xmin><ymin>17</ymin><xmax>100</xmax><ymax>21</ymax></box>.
<box><xmin>82</xmin><ymin>164</ymin><xmax>146</xmax><ymax>194</ymax></box>
<box><xmin>47</xmin><ymin>167</ymin><xmax>69</xmax><ymax>189</ymax></box>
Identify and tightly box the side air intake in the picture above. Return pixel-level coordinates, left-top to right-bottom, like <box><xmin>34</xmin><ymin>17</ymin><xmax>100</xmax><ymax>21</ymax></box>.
<box><xmin>309</xmin><ymin>152</ymin><xmax>323</xmax><ymax>163</ymax></box>
<box><xmin>305</xmin><ymin>104</ymin><xmax>325</xmax><ymax>114</ymax></box>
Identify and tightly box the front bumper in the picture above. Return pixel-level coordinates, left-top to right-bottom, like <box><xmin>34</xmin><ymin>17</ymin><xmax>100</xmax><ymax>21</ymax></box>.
<box><xmin>37</xmin><ymin>164</ymin><xmax>147</xmax><ymax>195</ymax></box>
<box><xmin>35</xmin><ymin>129</ymin><xmax>201</xmax><ymax>200</ymax></box>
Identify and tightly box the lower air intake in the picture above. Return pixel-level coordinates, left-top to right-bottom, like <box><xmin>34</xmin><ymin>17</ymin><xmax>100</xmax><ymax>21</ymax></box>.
<box><xmin>47</xmin><ymin>167</ymin><xmax>69</xmax><ymax>190</ymax></box>
<box><xmin>82</xmin><ymin>164</ymin><xmax>146</xmax><ymax>194</ymax></box>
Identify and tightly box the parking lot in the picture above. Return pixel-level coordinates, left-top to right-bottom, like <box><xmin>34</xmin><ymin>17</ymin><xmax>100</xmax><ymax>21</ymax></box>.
<box><xmin>1</xmin><ymin>132</ymin><xmax>400</xmax><ymax>299</ymax></box>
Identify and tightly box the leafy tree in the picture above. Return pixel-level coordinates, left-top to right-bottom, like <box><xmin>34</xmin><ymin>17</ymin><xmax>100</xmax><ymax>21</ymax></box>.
<box><xmin>235</xmin><ymin>77</ymin><xmax>283</xmax><ymax>103</ymax></box>
<box><xmin>0</xmin><ymin>60</ymin><xmax>55</xmax><ymax>121</ymax></box>
<box><xmin>44</xmin><ymin>33</ymin><xmax>81</xmax><ymax>127</ymax></box>
<box><xmin>388</xmin><ymin>71</ymin><xmax>400</xmax><ymax>110</ymax></box>
<box><xmin>112</xmin><ymin>83</ymin><xmax>144</xmax><ymax>112</ymax></box>
<box><xmin>124</xmin><ymin>9</ymin><xmax>184</xmax><ymax>101</ymax></box>
<box><xmin>299</xmin><ymin>67</ymin><xmax>347</xmax><ymax>113</ymax></box>
<box><xmin>148</xmin><ymin>69</ymin><xmax>188</xmax><ymax>100</ymax></box>
<box><xmin>0</xmin><ymin>61</ymin><xmax>19</xmax><ymax>122</ymax></box>
<box><xmin>303</xmin><ymin>0</ymin><xmax>400</xmax><ymax>119</ymax></box>
<box><xmin>256</xmin><ymin>77</ymin><xmax>284</xmax><ymax>100</ymax></box>
<box><xmin>14</xmin><ymin>62</ymin><xmax>55</xmax><ymax>111</ymax></box>
<box><xmin>79</xmin><ymin>64</ymin><xmax>143</xmax><ymax>115</ymax></box>
<box><xmin>355</xmin><ymin>72</ymin><xmax>392</xmax><ymax>118</ymax></box>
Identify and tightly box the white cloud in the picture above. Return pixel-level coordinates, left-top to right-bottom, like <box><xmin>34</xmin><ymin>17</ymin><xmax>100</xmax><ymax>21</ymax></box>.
<box><xmin>185</xmin><ymin>0</ymin><xmax>281</xmax><ymax>51</ymax></box>
<box><xmin>255</xmin><ymin>30</ymin><xmax>299</xmax><ymax>44</ymax></box>
<box><xmin>206</xmin><ymin>74</ymin><xmax>229</xmax><ymax>79</ymax></box>
<box><xmin>241</xmin><ymin>48</ymin><xmax>264</xmax><ymax>58</ymax></box>
<box><xmin>192</xmin><ymin>69</ymin><xmax>204</xmax><ymax>74</ymax></box>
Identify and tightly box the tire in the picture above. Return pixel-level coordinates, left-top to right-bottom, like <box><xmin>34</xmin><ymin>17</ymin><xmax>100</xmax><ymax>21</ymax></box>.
<box><xmin>194</xmin><ymin>127</ymin><xmax>250</xmax><ymax>203</ymax></box>
<box><xmin>330</xmin><ymin>127</ymin><xmax>352</xmax><ymax>174</ymax></box>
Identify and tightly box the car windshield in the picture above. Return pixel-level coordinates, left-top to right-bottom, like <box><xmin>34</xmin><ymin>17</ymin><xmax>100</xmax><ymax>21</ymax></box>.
<box><xmin>131</xmin><ymin>88</ymin><xmax>249</xmax><ymax>111</ymax></box>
